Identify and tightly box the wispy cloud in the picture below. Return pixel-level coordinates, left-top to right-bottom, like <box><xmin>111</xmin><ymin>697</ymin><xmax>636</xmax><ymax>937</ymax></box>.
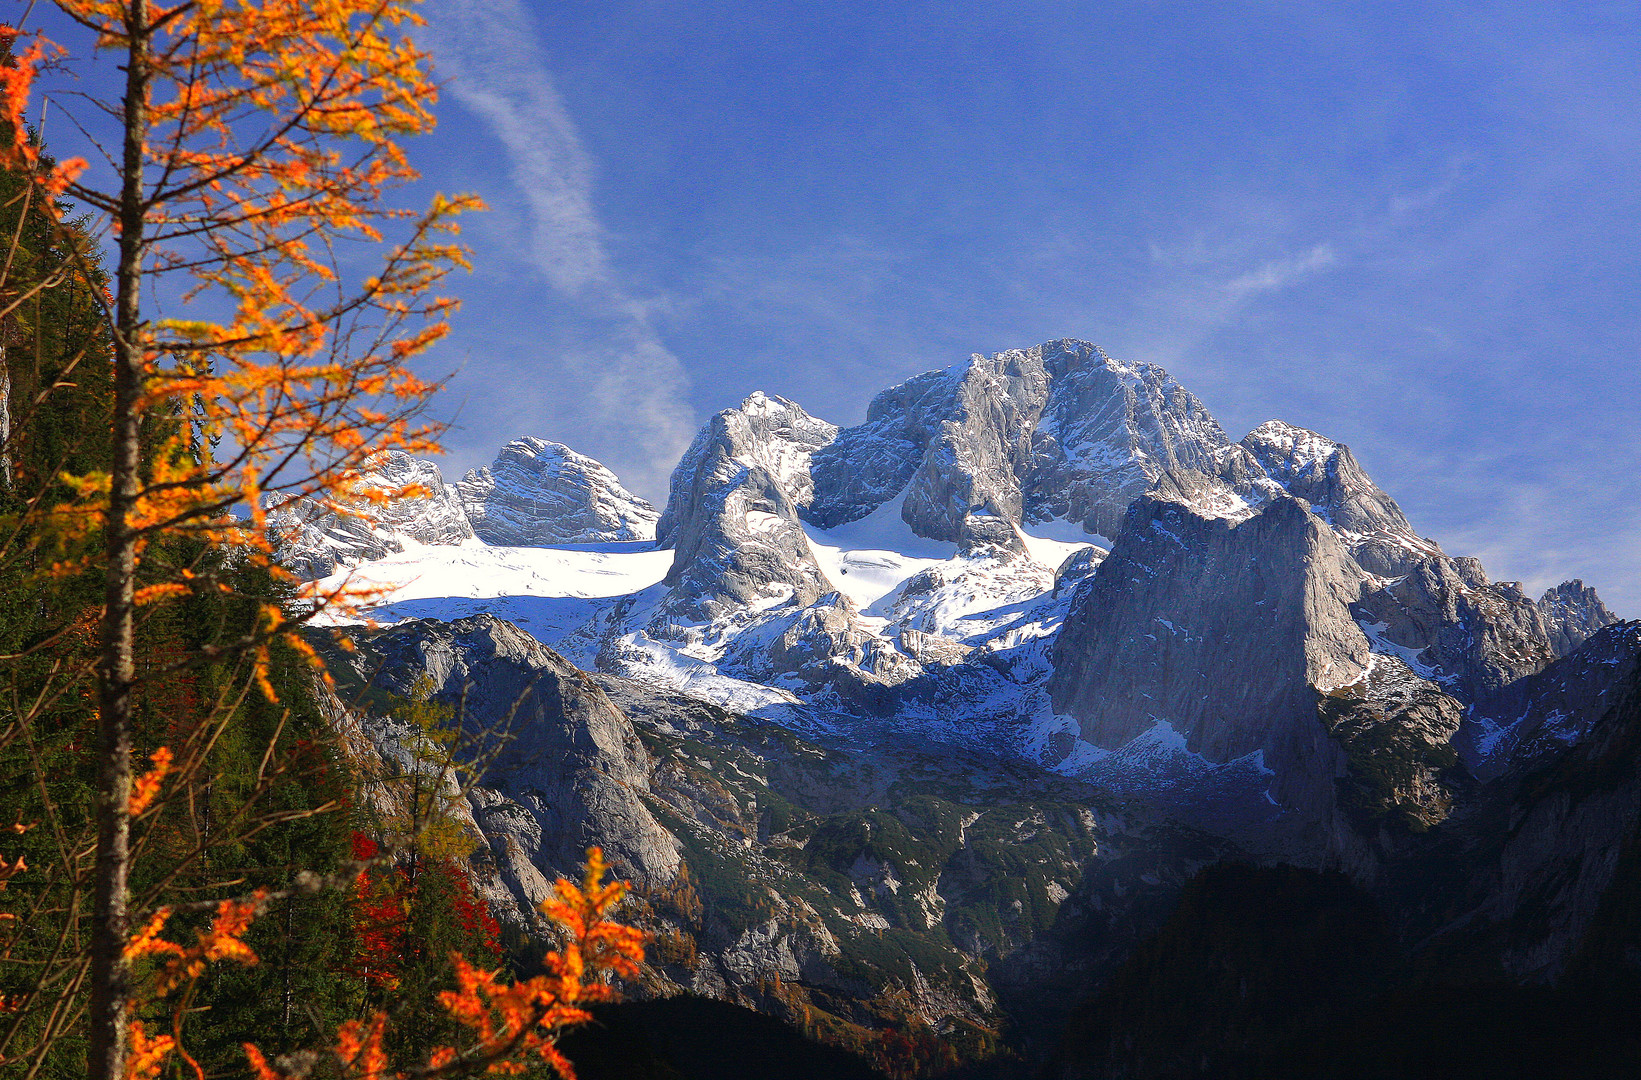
<box><xmin>422</xmin><ymin>8</ymin><xmax>604</xmax><ymax>294</ymax></box>
<box><xmin>1221</xmin><ymin>243</ymin><xmax>1337</xmax><ymax>301</ymax></box>
<box><xmin>420</xmin><ymin>0</ymin><xmax>696</xmax><ymax>495</ymax></box>
<box><xmin>1127</xmin><ymin>230</ymin><xmax>1345</xmax><ymax>365</ymax></box>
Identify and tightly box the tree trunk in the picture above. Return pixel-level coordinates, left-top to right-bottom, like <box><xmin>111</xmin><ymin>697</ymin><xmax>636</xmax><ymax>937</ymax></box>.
<box><xmin>88</xmin><ymin>4</ymin><xmax>149</xmax><ymax>1078</ymax></box>
<box><xmin>1</xmin><ymin>342</ymin><xmax>11</xmax><ymax>488</ymax></box>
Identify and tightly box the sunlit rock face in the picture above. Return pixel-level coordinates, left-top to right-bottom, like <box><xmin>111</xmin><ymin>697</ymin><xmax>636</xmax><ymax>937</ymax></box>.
<box><xmin>805</xmin><ymin>340</ymin><xmax>1284</xmax><ymax>550</ymax></box>
<box><xmin>1239</xmin><ymin>419</ymin><xmax>1442</xmax><ymax>576</ymax></box>
<box><xmin>276</xmin><ymin>340</ymin><xmax>1617</xmax><ymax>820</ymax></box>
<box><xmin>457</xmin><ymin>437</ymin><xmax>659</xmax><ymax>546</ymax></box>
<box><xmin>1537</xmin><ymin>578</ymin><xmax>1620</xmax><ymax>657</ymax></box>
<box><xmin>321</xmin><ymin>613</ymin><xmax>681</xmax><ymax>891</ymax></box>
<box><xmin>265</xmin><ymin>450</ymin><xmax>473</xmax><ymax>579</ymax></box>
<box><xmin>655</xmin><ymin>393</ymin><xmax>838</xmax><ymax>621</ymax></box>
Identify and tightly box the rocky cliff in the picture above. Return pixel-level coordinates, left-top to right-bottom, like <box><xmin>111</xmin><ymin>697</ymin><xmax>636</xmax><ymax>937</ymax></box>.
<box><xmin>655</xmin><ymin>393</ymin><xmax>838</xmax><ymax>621</ymax></box>
<box><xmin>266</xmin><ymin>450</ymin><xmax>474</xmax><ymax>578</ymax></box>
<box><xmin>458</xmin><ymin>437</ymin><xmax>660</xmax><ymax>545</ymax></box>
<box><xmin>1239</xmin><ymin>419</ymin><xmax>1441</xmax><ymax>576</ymax></box>
<box><xmin>1048</xmin><ymin>493</ymin><xmax>1370</xmax><ymax>766</ymax></box>
<box><xmin>1538</xmin><ymin>578</ymin><xmax>1620</xmax><ymax>657</ymax></box>
<box><xmin>275</xmin><ymin>336</ymin><xmax>1633</xmax><ymax>1075</ymax></box>
<box><xmin>806</xmin><ymin>340</ymin><xmax>1281</xmax><ymax>547</ymax></box>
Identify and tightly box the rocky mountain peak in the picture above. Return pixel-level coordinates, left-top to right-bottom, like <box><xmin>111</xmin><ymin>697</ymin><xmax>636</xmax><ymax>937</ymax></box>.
<box><xmin>658</xmin><ymin>393</ymin><xmax>838</xmax><ymax>548</ymax></box>
<box><xmin>265</xmin><ymin>449</ymin><xmax>474</xmax><ymax>578</ymax></box>
<box><xmin>272</xmin><ymin>337</ymin><xmax>1619</xmax><ymax>849</ymax></box>
<box><xmin>1240</xmin><ymin>419</ymin><xmax>1342</xmax><ymax>477</ymax></box>
<box><xmin>802</xmin><ymin>339</ymin><xmax>1282</xmax><ymax>550</ymax></box>
<box><xmin>1538</xmin><ymin>578</ymin><xmax>1621</xmax><ymax>657</ymax></box>
<box><xmin>655</xmin><ymin>397</ymin><xmax>838</xmax><ymax>621</ymax></box>
<box><xmin>1240</xmin><ymin>419</ymin><xmax>1439</xmax><ymax>576</ymax></box>
<box><xmin>1048</xmin><ymin>492</ymin><xmax>1373</xmax><ymax>776</ymax></box>
<box><xmin>457</xmin><ymin>437</ymin><xmax>659</xmax><ymax>546</ymax></box>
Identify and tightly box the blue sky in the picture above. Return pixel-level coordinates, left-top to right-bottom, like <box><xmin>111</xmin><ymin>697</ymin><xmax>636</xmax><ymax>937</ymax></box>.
<box><xmin>30</xmin><ymin>1</ymin><xmax>1641</xmax><ymax>612</ymax></box>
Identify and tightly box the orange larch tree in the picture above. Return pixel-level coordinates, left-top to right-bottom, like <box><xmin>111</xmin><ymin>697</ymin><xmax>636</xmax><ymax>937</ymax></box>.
<box><xmin>0</xmin><ymin>1</ymin><xmax>485</xmax><ymax>1076</ymax></box>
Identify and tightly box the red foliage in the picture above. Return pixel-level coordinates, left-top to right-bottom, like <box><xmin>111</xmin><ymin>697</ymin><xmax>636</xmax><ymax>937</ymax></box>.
<box><xmin>347</xmin><ymin>832</ymin><xmax>407</xmax><ymax>990</ymax></box>
<box><xmin>350</xmin><ymin>831</ymin><xmax>379</xmax><ymax>862</ymax></box>
<box><xmin>345</xmin><ymin>832</ymin><xmax>502</xmax><ymax>988</ymax></box>
<box><xmin>448</xmin><ymin>863</ymin><xmax>503</xmax><ymax>960</ymax></box>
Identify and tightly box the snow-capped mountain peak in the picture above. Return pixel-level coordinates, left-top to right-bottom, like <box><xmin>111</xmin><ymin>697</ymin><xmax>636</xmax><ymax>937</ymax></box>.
<box><xmin>280</xmin><ymin>340</ymin><xmax>1621</xmax><ymax>832</ymax></box>
<box><xmin>458</xmin><ymin>437</ymin><xmax>660</xmax><ymax>545</ymax></box>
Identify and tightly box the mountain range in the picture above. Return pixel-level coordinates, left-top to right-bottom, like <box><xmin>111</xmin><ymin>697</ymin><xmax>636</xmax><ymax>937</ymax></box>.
<box><xmin>274</xmin><ymin>339</ymin><xmax>1639</xmax><ymax>1077</ymax></box>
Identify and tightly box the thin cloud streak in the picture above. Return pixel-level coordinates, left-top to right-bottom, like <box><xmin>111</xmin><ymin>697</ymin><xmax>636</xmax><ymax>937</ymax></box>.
<box><xmin>421</xmin><ymin>0</ymin><xmax>603</xmax><ymax>293</ymax></box>
<box><xmin>1126</xmin><ymin>231</ymin><xmax>1345</xmax><ymax>365</ymax></box>
<box><xmin>420</xmin><ymin>0</ymin><xmax>696</xmax><ymax>496</ymax></box>
<box><xmin>1222</xmin><ymin>244</ymin><xmax>1337</xmax><ymax>300</ymax></box>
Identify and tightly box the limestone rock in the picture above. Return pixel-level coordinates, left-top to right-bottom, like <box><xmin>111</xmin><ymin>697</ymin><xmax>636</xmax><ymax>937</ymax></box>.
<box><xmin>1316</xmin><ymin>656</ymin><xmax>1466</xmax><ymax>833</ymax></box>
<box><xmin>1048</xmin><ymin>494</ymin><xmax>1371</xmax><ymax>772</ymax></box>
<box><xmin>1022</xmin><ymin>341</ymin><xmax>1277</xmax><ymax>540</ymax></box>
<box><xmin>1352</xmin><ymin>557</ymin><xmax>1556</xmax><ymax>702</ymax></box>
<box><xmin>805</xmin><ymin>367</ymin><xmax>958</xmax><ymax>529</ymax></box>
<box><xmin>1537</xmin><ymin>579</ymin><xmax>1620</xmax><ymax>658</ymax></box>
<box><xmin>1240</xmin><ymin>419</ymin><xmax>1441</xmax><ymax>576</ymax></box>
<box><xmin>265</xmin><ymin>450</ymin><xmax>473</xmax><ymax>579</ymax></box>
<box><xmin>319</xmin><ymin>614</ymin><xmax>681</xmax><ymax>889</ymax></box>
<box><xmin>719</xmin><ymin>591</ymin><xmax>923</xmax><ymax>713</ymax></box>
<box><xmin>457</xmin><ymin>438</ymin><xmax>658</xmax><ymax>545</ymax></box>
<box><xmin>655</xmin><ymin>393</ymin><xmax>838</xmax><ymax>621</ymax></box>
<box><xmin>806</xmin><ymin>340</ymin><xmax>1280</xmax><ymax>548</ymax></box>
<box><xmin>898</xmin><ymin>350</ymin><xmax>1052</xmax><ymax>550</ymax></box>
<box><xmin>1460</xmin><ymin>620</ymin><xmax>1641</xmax><ymax>778</ymax></box>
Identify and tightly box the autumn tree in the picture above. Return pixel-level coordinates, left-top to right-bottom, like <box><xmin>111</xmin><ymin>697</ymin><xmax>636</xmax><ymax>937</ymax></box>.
<box><xmin>2</xmin><ymin>7</ymin><xmax>652</xmax><ymax>1075</ymax></box>
<box><xmin>0</xmin><ymin>1</ymin><xmax>528</xmax><ymax>1076</ymax></box>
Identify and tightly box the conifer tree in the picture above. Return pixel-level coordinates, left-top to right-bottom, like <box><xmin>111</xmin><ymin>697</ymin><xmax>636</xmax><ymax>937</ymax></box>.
<box><xmin>2</xmin><ymin>4</ymin><xmax>473</xmax><ymax>1071</ymax></box>
<box><xmin>0</xmin><ymin>7</ymin><xmax>644</xmax><ymax>1080</ymax></box>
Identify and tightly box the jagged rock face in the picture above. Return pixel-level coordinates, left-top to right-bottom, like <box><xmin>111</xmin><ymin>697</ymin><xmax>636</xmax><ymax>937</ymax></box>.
<box><xmin>265</xmin><ymin>450</ymin><xmax>474</xmax><ymax>578</ymax></box>
<box><xmin>456</xmin><ymin>437</ymin><xmax>659</xmax><ymax>545</ymax></box>
<box><xmin>804</xmin><ymin>340</ymin><xmax>1277</xmax><ymax>548</ymax></box>
<box><xmin>879</xmin><ymin>550</ymin><xmax>1057</xmax><ymax>640</ymax></box>
<box><xmin>1021</xmin><ymin>341</ymin><xmax>1278</xmax><ymax>539</ymax></box>
<box><xmin>320</xmin><ymin>614</ymin><xmax>681</xmax><ymax>889</ymax></box>
<box><xmin>320</xmin><ymin>617</ymin><xmax>1162</xmax><ymax>1044</ymax></box>
<box><xmin>1488</xmin><ymin>666</ymin><xmax>1641</xmax><ymax>982</ymax></box>
<box><xmin>1143</xmin><ymin>468</ymin><xmax>1258</xmax><ymax>523</ymax></box>
<box><xmin>1461</xmin><ymin>621</ymin><xmax>1641</xmax><ymax>778</ymax></box>
<box><xmin>660</xmin><ymin>391</ymin><xmax>838</xmax><ymax>535</ymax></box>
<box><xmin>656</xmin><ymin>394</ymin><xmax>837</xmax><ymax>621</ymax></box>
<box><xmin>899</xmin><ymin>350</ymin><xmax>1052</xmax><ymax>550</ymax></box>
<box><xmin>1052</xmin><ymin>546</ymin><xmax>1106</xmax><ymax>598</ymax></box>
<box><xmin>1538</xmin><ymin>579</ymin><xmax>1619</xmax><ymax>657</ymax></box>
<box><xmin>1240</xmin><ymin>420</ymin><xmax>1440</xmax><ymax>576</ymax></box>
<box><xmin>806</xmin><ymin>368</ymin><xmax>958</xmax><ymax>529</ymax></box>
<box><xmin>1048</xmin><ymin>495</ymin><xmax>1372</xmax><ymax>770</ymax></box>
<box><xmin>1353</xmin><ymin>556</ymin><xmax>1556</xmax><ymax>702</ymax></box>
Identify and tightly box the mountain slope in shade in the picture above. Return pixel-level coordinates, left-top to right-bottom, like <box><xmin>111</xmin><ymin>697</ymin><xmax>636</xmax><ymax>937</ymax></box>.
<box><xmin>1049</xmin><ymin>494</ymin><xmax>1371</xmax><ymax>766</ymax></box>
